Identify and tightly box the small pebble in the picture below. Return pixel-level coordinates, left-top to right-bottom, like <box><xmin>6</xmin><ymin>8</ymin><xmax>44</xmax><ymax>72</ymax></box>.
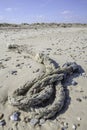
<box><xmin>76</xmin><ymin>98</ymin><xmax>82</xmax><ymax>102</ymax></box>
<box><xmin>30</xmin><ymin>118</ymin><xmax>38</xmax><ymax>126</ymax></box>
<box><xmin>0</xmin><ymin>113</ymin><xmax>4</xmax><ymax>120</ymax></box>
<box><xmin>10</xmin><ymin>112</ymin><xmax>19</xmax><ymax>121</ymax></box>
<box><xmin>81</xmin><ymin>72</ymin><xmax>86</xmax><ymax>77</ymax></box>
<box><xmin>71</xmin><ymin>80</ymin><xmax>77</xmax><ymax>86</ymax></box>
<box><xmin>36</xmin><ymin>69</ymin><xmax>40</xmax><ymax>72</ymax></box>
<box><xmin>24</xmin><ymin>117</ymin><xmax>30</xmax><ymax>123</ymax></box>
<box><xmin>64</xmin><ymin>122</ymin><xmax>68</xmax><ymax>128</ymax></box>
<box><xmin>83</xmin><ymin>96</ymin><xmax>87</xmax><ymax>99</ymax></box>
<box><xmin>8</xmin><ymin>128</ymin><xmax>13</xmax><ymax>130</ymax></box>
<box><xmin>11</xmin><ymin>70</ymin><xmax>17</xmax><ymax>75</ymax></box>
<box><xmin>72</xmin><ymin>124</ymin><xmax>77</xmax><ymax>130</ymax></box>
<box><xmin>77</xmin><ymin>117</ymin><xmax>81</xmax><ymax>121</ymax></box>
<box><xmin>16</xmin><ymin>64</ymin><xmax>20</xmax><ymax>67</ymax></box>
<box><xmin>77</xmin><ymin>123</ymin><xmax>80</xmax><ymax>127</ymax></box>
<box><xmin>39</xmin><ymin>119</ymin><xmax>45</xmax><ymax>125</ymax></box>
<box><xmin>0</xmin><ymin>120</ymin><xmax>6</xmax><ymax>126</ymax></box>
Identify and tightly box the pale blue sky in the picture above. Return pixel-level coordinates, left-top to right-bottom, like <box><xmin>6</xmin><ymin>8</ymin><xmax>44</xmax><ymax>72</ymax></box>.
<box><xmin>0</xmin><ymin>0</ymin><xmax>87</xmax><ymax>23</ymax></box>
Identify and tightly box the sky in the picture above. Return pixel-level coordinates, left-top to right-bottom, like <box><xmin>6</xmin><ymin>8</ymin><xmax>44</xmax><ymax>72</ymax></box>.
<box><xmin>0</xmin><ymin>0</ymin><xmax>87</xmax><ymax>23</ymax></box>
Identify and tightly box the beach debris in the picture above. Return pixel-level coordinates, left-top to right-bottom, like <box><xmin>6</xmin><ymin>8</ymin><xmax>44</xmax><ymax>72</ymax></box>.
<box><xmin>10</xmin><ymin>112</ymin><xmax>19</xmax><ymax>121</ymax></box>
<box><xmin>0</xmin><ymin>113</ymin><xmax>4</xmax><ymax>120</ymax></box>
<box><xmin>30</xmin><ymin>118</ymin><xmax>38</xmax><ymax>126</ymax></box>
<box><xmin>8</xmin><ymin>45</ymin><xmax>82</xmax><ymax>121</ymax></box>
<box><xmin>72</xmin><ymin>124</ymin><xmax>77</xmax><ymax>130</ymax></box>
<box><xmin>71</xmin><ymin>80</ymin><xmax>77</xmax><ymax>86</ymax></box>
<box><xmin>0</xmin><ymin>120</ymin><xmax>6</xmax><ymax>126</ymax></box>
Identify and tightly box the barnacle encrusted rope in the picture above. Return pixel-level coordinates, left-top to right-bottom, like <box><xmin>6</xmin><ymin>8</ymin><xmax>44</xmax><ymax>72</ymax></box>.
<box><xmin>8</xmin><ymin>44</ymin><xmax>79</xmax><ymax>119</ymax></box>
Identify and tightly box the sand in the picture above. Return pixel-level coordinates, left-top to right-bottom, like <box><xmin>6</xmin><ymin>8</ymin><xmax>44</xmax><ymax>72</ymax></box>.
<box><xmin>0</xmin><ymin>24</ymin><xmax>87</xmax><ymax>130</ymax></box>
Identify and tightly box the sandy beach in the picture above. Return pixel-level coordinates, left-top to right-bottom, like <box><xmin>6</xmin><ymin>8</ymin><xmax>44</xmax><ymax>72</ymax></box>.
<box><xmin>0</xmin><ymin>24</ymin><xmax>87</xmax><ymax>130</ymax></box>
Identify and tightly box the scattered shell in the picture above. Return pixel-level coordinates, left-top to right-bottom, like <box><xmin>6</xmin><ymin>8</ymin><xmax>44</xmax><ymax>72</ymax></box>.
<box><xmin>0</xmin><ymin>120</ymin><xmax>6</xmax><ymax>126</ymax></box>
<box><xmin>30</xmin><ymin>118</ymin><xmax>38</xmax><ymax>126</ymax></box>
<box><xmin>72</xmin><ymin>124</ymin><xmax>77</xmax><ymax>130</ymax></box>
<box><xmin>10</xmin><ymin>112</ymin><xmax>19</xmax><ymax>121</ymax></box>
<box><xmin>39</xmin><ymin>119</ymin><xmax>45</xmax><ymax>125</ymax></box>
<box><xmin>0</xmin><ymin>113</ymin><xmax>4</xmax><ymax>120</ymax></box>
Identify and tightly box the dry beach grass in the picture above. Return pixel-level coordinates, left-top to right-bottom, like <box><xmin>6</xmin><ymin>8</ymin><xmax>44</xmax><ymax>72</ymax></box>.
<box><xmin>0</xmin><ymin>23</ymin><xmax>87</xmax><ymax>130</ymax></box>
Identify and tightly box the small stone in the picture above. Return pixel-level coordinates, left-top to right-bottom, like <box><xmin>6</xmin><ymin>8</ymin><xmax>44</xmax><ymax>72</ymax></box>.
<box><xmin>77</xmin><ymin>123</ymin><xmax>80</xmax><ymax>127</ymax></box>
<box><xmin>0</xmin><ymin>113</ymin><xmax>4</xmax><ymax>120</ymax></box>
<box><xmin>81</xmin><ymin>72</ymin><xmax>86</xmax><ymax>77</ymax></box>
<box><xmin>36</xmin><ymin>69</ymin><xmax>40</xmax><ymax>72</ymax></box>
<box><xmin>4</xmin><ymin>57</ymin><xmax>11</xmax><ymax>61</ymax></box>
<box><xmin>72</xmin><ymin>124</ymin><xmax>77</xmax><ymax>130</ymax></box>
<box><xmin>64</xmin><ymin>122</ymin><xmax>68</xmax><ymax>128</ymax></box>
<box><xmin>76</xmin><ymin>98</ymin><xmax>82</xmax><ymax>102</ymax></box>
<box><xmin>24</xmin><ymin>117</ymin><xmax>30</xmax><ymax>123</ymax></box>
<box><xmin>8</xmin><ymin>128</ymin><xmax>13</xmax><ymax>130</ymax></box>
<box><xmin>30</xmin><ymin>118</ymin><xmax>38</xmax><ymax>126</ymax></box>
<box><xmin>61</xmin><ymin>127</ymin><xmax>66</xmax><ymax>130</ymax></box>
<box><xmin>0</xmin><ymin>120</ymin><xmax>6</xmax><ymax>126</ymax></box>
<box><xmin>11</xmin><ymin>70</ymin><xmax>17</xmax><ymax>75</ymax></box>
<box><xmin>10</xmin><ymin>112</ymin><xmax>19</xmax><ymax>121</ymax></box>
<box><xmin>71</xmin><ymin>81</ymin><xmax>77</xmax><ymax>86</ymax></box>
<box><xmin>39</xmin><ymin>119</ymin><xmax>45</xmax><ymax>125</ymax></box>
<box><xmin>83</xmin><ymin>96</ymin><xmax>87</xmax><ymax>99</ymax></box>
<box><xmin>16</xmin><ymin>64</ymin><xmax>20</xmax><ymax>67</ymax></box>
<box><xmin>77</xmin><ymin>117</ymin><xmax>81</xmax><ymax>121</ymax></box>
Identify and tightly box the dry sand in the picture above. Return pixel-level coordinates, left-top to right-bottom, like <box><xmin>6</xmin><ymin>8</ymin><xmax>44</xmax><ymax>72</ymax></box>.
<box><xmin>0</xmin><ymin>24</ymin><xmax>87</xmax><ymax>130</ymax></box>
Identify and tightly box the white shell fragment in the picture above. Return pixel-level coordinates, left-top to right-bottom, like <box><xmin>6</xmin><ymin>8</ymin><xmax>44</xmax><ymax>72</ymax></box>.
<box><xmin>10</xmin><ymin>112</ymin><xmax>19</xmax><ymax>121</ymax></box>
